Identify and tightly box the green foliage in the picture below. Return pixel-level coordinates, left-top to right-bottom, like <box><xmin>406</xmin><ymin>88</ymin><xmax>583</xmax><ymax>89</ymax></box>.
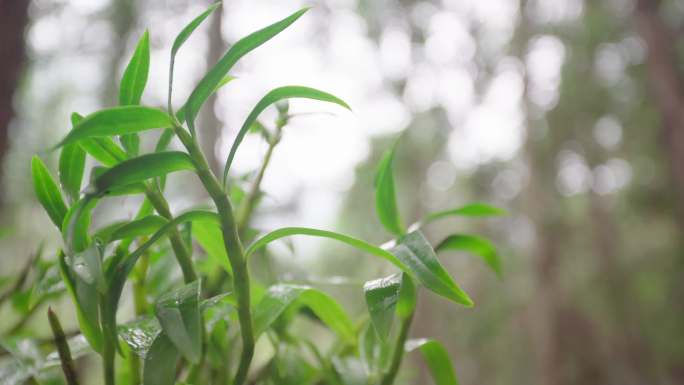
<box><xmin>18</xmin><ymin>4</ymin><xmax>504</xmax><ymax>385</ymax></box>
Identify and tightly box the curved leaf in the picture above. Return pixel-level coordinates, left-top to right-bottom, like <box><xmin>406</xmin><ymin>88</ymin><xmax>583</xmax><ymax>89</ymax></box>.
<box><xmin>395</xmin><ymin>273</ymin><xmax>416</xmax><ymax>319</ymax></box>
<box><xmin>109</xmin><ymin>215</ymin><xmax>167</xmax><ymax>243</ymax></box>
<box><xmin>142</xmin><ymin>331</ymin><xmax>180</xmax><ymax>385</ymax></box>
<box><xmin>80</xmin><ymin>137</ymin><xmax>127</xmax><ymax>166</ymax></box>
<box><xmin>119</xmin><ymin>30</ymin><xmax>150</xmax><ymax>155</ymax></box>
<box><xmin>436</xmin><ymin>234</ymin><xmax>501</xmax><ymax>277</ymax></box>
<box><xmin>405</xmin><ymin>339</ymin><xmax>459</xmax><ymax>385</ymax></box>
<box><xmin>58</xmin><ymin>143</ymin><xmax>86</xmax><ymax>203</ymax></box>
<box><xmin>375</xmin><ymin>142</ymin><xmax>404</xmax><ymax>236</ymax></box>
<box><xmin>253</xmin><ymin>284</ymin><xmax>355</xmax><ymax>344</ymax></box>
<box><xmin>90</xmin><ymin>151</ymin><xmax>194</xmax><ymax>195</ymax></box>
<box><xmin>191</xmin><ymin>219</ymin><xmax>232</xmax><ymax>274</ymax></box>
<box><xmin>154</xmin><ymin>280</ymin><xmax>202</xmax><ymax>363</ymax></box>
<box><xmin>61</xmin><ymin>197</ymin><xmax>97</xmax><ymax>253</ymax></box>
<box><xmin>55</xmin><ymin>106</ymin><xmax>173</xmax><ymax>148</ymax></box>
<box><xmin>31</xmin><ymin>156</ymin><xmax>67</xmax><ymax>228</ymax></box>
<box><xmin>172</xmin><ymin>3</ymin><xmax>221</xmax><ymax>57</ymax></box>
<box><xmin>222</xmin><ymin>85</ymin><xmax>350</xmax><ymax>181</ymax></box>
<box><xmin>363</xmin><ymin>274</ymin><xmax>401</xmax><ymax>341</ymax></box>
<box><xmin>183</xmin><ymin>7</ymin><xmax>309</xmax><ymax>133</ymax></box>
<box><xmin>424</xmin><ymin>203</ymin><xmax>507</xmax><ymax>224</ymax></box>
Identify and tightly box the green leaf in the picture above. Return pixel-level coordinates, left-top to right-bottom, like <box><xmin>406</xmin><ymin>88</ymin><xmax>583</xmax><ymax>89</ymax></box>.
<box><xmin>405</xmin><ymin>339</ymin><xmax>459</xmax><ymax>385</ymax></box>
<box><xmin>154</xmin><ymin>280</ymin><xmax>202</xmax><ymax>363</ymax></box>
<box><xmin>61</xmin><ymin>197</ymin><xmax>97</xmax><ymax>253</ymax></box>
<box><xmin>424</xmin><ymin>203</ymin><xmax>507</xmax><ymax>224</ymax></box>
<box><xmin>89</xmin><ymin>151</ymin><xmax>194</xmax><ymax>196</ymax></box>
<box><xmin>375</xmin><ymin>142</ymin><xmax>404</xmax><ymax>236</ymax></box>
<box><xmin>31</xmin><ymin>156</ymin><xmax>68</xmax><ymax>228</ymax></box>
<box><xmin>436</xmin><ymin>234</ymin><xmax>502</xmax><ymax>277</ymax></box>
<box><xmin>363</xmin><ymin>274</ymin><xmax>401</xmax><ymax>341</ymax></box>
<box><xmin>119</xmin><ymin>31</ymin><xmax>150</xmax><ymax>106</ymax></box>
<box><xmin>109</xmin><ymin>215</ymin><xmax>167</xmax><ymax>243</ymax></box>
<box><xmin>176</xmin><ymin>75</ymin><xmax>236</xmax><ymax>124</ymax></box>
<box><xmin>183</xmin><ymin>7</ymin><xmax>310</xmax><ymax>133</ymax></box>
<box><xmin>395</xmin><ymin>273</ymin><xmax>416</xmax><ymax>319</ymax></box>
<box><xmin>253</xmin><ymin>284</ymin><xmax>355</xmax><ymax>344</ymax></box>
<box><xmin>142</xmin><ymin>331</ymin><xmax>180</xmax><ymax>385</ymax></box>
<box><xmin>172</xmin><ymin>3</ymin><xmax>221</xmax><ymax>58</ymax></box>
<box><xmin>80</xmin><ymin>137</ymin><xmax>128</xmax><ymax>166</ymax></box>
<box><xmin>58</xmin><ymin>143</ymin><xmax>86</xmax><ymax>203</ymax></box>
<box><xmin>191</xmin><ymin>219</ymin><xmax>232</xmax><ymax>274</ymax></box>
<box><xmin>55</xmin><ymin>106</ymin><xmax>173</xmax><ymax>148</ymax></box>
<box><xmin>222</xmin><ymin>85</ymin><xmax>350</xmax><ymax>182</ymax></box>
<box><xmin>246</xmin><ymin>228</ymin><xmax>472</xmax><ymax>306</ymax></box>
<box><xmin>58</xmin><ymin>252</ymin><xmax>102</xmax><ymax>353</ymax></box>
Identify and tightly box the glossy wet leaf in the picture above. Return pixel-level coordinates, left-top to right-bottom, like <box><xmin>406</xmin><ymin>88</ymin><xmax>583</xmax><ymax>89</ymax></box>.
<box><xmin>142</xmin><ymin>331</ymin><xmax>180</xmax><ymax>385</ymax></box>
<box><xmin>253</xmin><ymin>284</ymin><xmax>355</xmax><ymax>344</ymax></box>
<box><xmin>89</xmin><ymin>151</ymin><xmax>194</xmax><ymax>196</ymax></box>
<box><xmin>437</xmin><ymin>234</ymin><xmax>501</xmax><ymax>277</ymax></box>
<box><xmin>363</xmin><ymin>274</ymin><xmax>401</xmax><ymax>341</ymax></box>
<box><xmin>405</xmin><ymin>338</ymin><xmax>459</xmax><ymax>385</ymax></box>
<box><xmin>375</xmin><ymin>143</ymin><xmax>404</xmax><ymax>236</ymax></box>
<box><xmin>154</xmin><ymin>280</ymin><xmax>202</xmax><ymax>363</ymax></box>
<box><xmin>109</xmin><ymin>215</ymin><xmax>167</xmax><ymax>243</ymax></box>
<box><xmin>118</xmin><ymin>316</ymin><xmax>161</xmax><ymax>358</ymax></box>
<box><xmin>183</xmin><ymin>8</ymin><xmax>309</xmax><ymax>133</ymax></box>
<box><xmin>58</xmin><ymin>142</ymin><xmax>86</xmax><ymax>203</ymax></box>
<box><xmin>222</xmin><ymin>86</ymin><xmax>350</xmax><ymax>181</ymax></box>
<box><xmin>424</xmin><ymin>203</ymin><xmax>507</xmax><ymax>224</ymax></box>
<box><xmin>55</xmin><ymin>106</ymin><xmax>173</xmax><ymax>148</ymax></box>
<box><xmin>31</xmin><ymin>156</ymin><xmax>67</xmax><ymax>228</ymax></box>
<box><xmin>247</xmin><ymin>227</ymin><xmax>472</xmax><ymax>306</ymax></box>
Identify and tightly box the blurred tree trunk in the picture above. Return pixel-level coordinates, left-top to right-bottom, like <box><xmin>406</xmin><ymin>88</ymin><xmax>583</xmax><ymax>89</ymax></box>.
<box><xmin>0</xmin><ymin>0</ymin><xmax>30</xmax><ymax>204</ymax></box>
<box><xmin>635</xmin><ymin>0</ymin><xmax>684</xmax><ymax>225</ymax></box>
<box><xmin>103</xmin><ymin>0</ymin><xmax>136</xmax><ymax>105</ymax></box>
<box><xmin>199</xmin><ymin>7</ymin><xmax>224</xmax><ymax>175</ymax></box>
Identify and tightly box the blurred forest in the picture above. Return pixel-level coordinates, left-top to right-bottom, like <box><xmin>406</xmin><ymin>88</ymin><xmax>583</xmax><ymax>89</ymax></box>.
<box><xmin>2</xmin><ymin>0</ymin><xmax>684</xmax><ymax>384</ymax></box>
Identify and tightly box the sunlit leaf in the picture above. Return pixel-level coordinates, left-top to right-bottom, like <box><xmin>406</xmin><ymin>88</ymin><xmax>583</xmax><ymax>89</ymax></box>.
<box><xmin>31</xmin><ymin>156</ymin><xmax>68</xmax><ymax>228</ymax></box>
<box><xmin>222</xmin><ymin>85</ymin><xmax>350</xmax><ymax>182</ymax></box>
<box><xmin>405</xmin><ymin>338</ymin><xmax>459</xmax><ymax>385</ymax></box>
<box><xmin>424</xmin><ymin>203</ymin><xmax>507</xmax><ymax>224</ymax></box>
<box><xmin>55</xmin><ymin>106</ymin><xmax>173</xmax><ymax>148</ymax></box>
<box><xmin>154</xmin><ymin>280</ymin><xmax>202</xmax><ymax>363</ymax></box>
<box><xmin>142</xmin><ymin>331</ymin><xmax>180</xmax><ymax>385</ymax></box>
<box><xmin>375</xmin><ymin>142</ymin><xmax>404</xmax><ymax>236</ymax></box>
<box><xmin>183</xmin><ymin>8</ymin><xmax>310</xmax><ymax>133</ymax></box>
<box><xmin>436</xmin><ymin>234</ymin><xmax>502</xmax><ymax>277</ymax></box>
<box><xmin>89</xmin><ymin>151</ymin><xmax>194</xmax><ymax>196</ymax></box>
<box><xmin>253</xmin><ymin>284</ymin><xmax>355</xmax><ymax>344</ymax></box>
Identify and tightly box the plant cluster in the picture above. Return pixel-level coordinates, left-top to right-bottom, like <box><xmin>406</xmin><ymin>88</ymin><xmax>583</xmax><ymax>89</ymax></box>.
<box><xmin>16</xmin><ymin>3</ymin><xmax>503</xmax><ymax>385</ymax></box>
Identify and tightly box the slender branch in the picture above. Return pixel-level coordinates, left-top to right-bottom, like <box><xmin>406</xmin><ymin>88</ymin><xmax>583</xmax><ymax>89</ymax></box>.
<box><xmin>99</xmin><ymin>294</ymin><xmax>116</xmax><ymax>385</ymax></box>
<box><xmin>48</xmin><ymin>308</ymin><xmax>80</xmax><ymax>385</ymax></box>
<box><xmin>380</xmin><ymin>311</ymin><xmax>414</xmax><ymax>385</ymax></box>
<box><xmin>174</xmin><ymin>125</ymin><xmax>254</xmax><ymax>385</ymax></box>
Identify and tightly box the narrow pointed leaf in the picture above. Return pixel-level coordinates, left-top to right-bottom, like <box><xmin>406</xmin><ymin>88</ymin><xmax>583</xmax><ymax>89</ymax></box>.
<box><xmin>89</xmin><ymin>151</ymin><xmax>194</xmax><ymax>196</ymax></box>
<box><xmin>222</xmin><ymin>85</ymin><xmax>350</xmax><ymax>181</ymax></box>
<box><xmin>154</xmin><ymin>280</ymin><xmax>202</xmax><ymax>363</ymax></box>
<box><xmin>424</xmin><ymin>203</ymin><xmax>507</xmax><ymax>224</ymax></box>
<box><xmin>363</xmin><ymin>274</ymin><xmax>401</xmax><ymax>341</ymax></box>
<box><xmin>58</xmin><ymin>143</ymin><xmax>86</xmax><ymax>203</ymax></box>
<box><xmin>55</xmin><ymin>106</ymin><xmax>173</xmax><ymax>148</ymax></box>
<box><xmin>396</xmin><ymin>273</ymin><xmax>416</xmax><ymax>319</ymax></box>
<box><xmin>109</xmin><ymin>215</ymin><xmax>167</xmax><ymax>243</ymax></box>
<box><xmin>119</xmin><ymin>31</ymin><xmax>150</xmax><ymax>106</ymax></box>
<box><xmin>184</xmin><ymin>8</ymin><xmax>310</xmax><ymax>132</ymax></box>
<box><xmin>436</xmin><ymin>234</ymin><xmax>501</xmax><ymax>277</ymax></box>
<box><xmin>172</xmin><ymin>2</ymin><xmax>221</xmax><ymax>57</ymax></box>
<box><xmin>375</xmin><ymin>143</ymin><xmax>404</xmax><ymax>236</ymax></box>
<box><xmin>191</xmin><ymin>219</ymin><xmax>232</xmax><ymax>274</ymax></box>
<box><xmin>31</xmin><ymin>156</ymin><xmax>68</xmax><ymax>228</ymax></box>
<box><xmin>142</xmin><ymin>331</ymin><xmax>180</xmax><ymax>385</ymax></box>
<box><xmin>70</xmin><ymin>113</ymin><xmax>126</xmax><ymax>166</ymax></box>
<box><xmin>61</xmin><ymin>197</ymin><xmax>97</xmax><ymax>253</ymax></box>
<box><xmin>253</xmin><ymin>284</ymin><xmax>355</xmax><ymax>344</ymax></box>
<box><xmin>405</xmin><ymin>339</ymin><xmax>459</xmax><ymax>385</ymax></box>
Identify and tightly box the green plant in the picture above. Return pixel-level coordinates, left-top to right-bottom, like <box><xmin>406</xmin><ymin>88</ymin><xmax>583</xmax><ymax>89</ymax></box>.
<box><xmin>21</xmin><ymin>3</ymin><xmax>504</xmax><ymax>385</ymax></box>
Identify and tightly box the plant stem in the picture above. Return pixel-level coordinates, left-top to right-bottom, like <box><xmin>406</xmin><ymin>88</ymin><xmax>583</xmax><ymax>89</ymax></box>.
<box><xmin>144</xmin><ymin>184</ymin><xmax>197</xmax><ymax>283</ymax></box>
<box><xmin>47</xmin><ymin>307</ymin><xmax>80</xmax><ymax>385</ymax></box>
<box><xmin>99</xmin><ymin>295</ymin><xmax>117</xmax><ymax>385</ymax></box>
<box><xmin>380</xmin><ymin>311</ymin><xmax>414</xmax><ymax>385</ymax></box>
<box><xmin>174</xmin><ymin>125</ymin><xmax>254</xmax><ymax>385</ymax></box>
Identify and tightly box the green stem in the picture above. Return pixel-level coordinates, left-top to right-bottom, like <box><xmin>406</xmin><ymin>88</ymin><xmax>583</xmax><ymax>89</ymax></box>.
<box><xmin>47</xmin><ymin>308</ymin><xmax>80</xmax><ymax>385</ymax></box>
<box><xmin>380</xmin><ymin>311</ymin><xmax>414</xmax><ymax>385</ymax></box>
<box><xmin>99</xmin><ymin>295</ymin><xmax>116</xmax><ymax>385</ymax></box>
<box><xmin>144</xmin><ymin>184</ymin><xmax>197</xmax><ymax>283</ymax></box>
<box><xmin>174</xmin><ymin>126</ymin><xmax>254</xmax><ymax>385</ymax></box>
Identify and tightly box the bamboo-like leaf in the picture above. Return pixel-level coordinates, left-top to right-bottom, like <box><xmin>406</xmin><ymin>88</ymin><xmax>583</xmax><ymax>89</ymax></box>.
<box><xmin>405</xmin><ymin>339</ymin><xmax>459</xmax><ymax>385</ymax></box>
<box><xmin>154</xmin><ymin>280</ymin><xmax>202</xmax><ymax>363</ymax></box>
<box><xmin>172</xmin><ymin>3</ymin><xmax>221</xmax><ymax>58</ymax></box>
<box><xmin>31</xmin><ymin>156</ymin><xmax>68</xmax><ymax>228</ymax></box>
<box><xmin>375</xmin><ymin>142</ymin><xmax>404</xmax><ymax>236</ymax></box>
<box><xmin>58</xmin><ymin>143</ymin><xmax>86</xmax><ymax>203</ymax></box>
<box><xmin>191</xmin><ymin>219</ymin><xmax>232</xmax><ymax>274</ymax></box>
<box><xmin>89</xmin><ymin>151</ymin><xmax>194</xmax><ymax>196</ymax></box>
<box><xmin>55</xmin><ymin>106</ymin><xmax>173</xmax><ymax>148</ymax></box>
<box><xmin>253</xmin><ymin>284</ymin><xmax>355</xmax><ymax>344</ymax></box>
<box><xmin>222</xmin><ymin>86</ymin><xmax>350</xmax><ymax>182</ymax></box>
<box><xmin>142</xmin><ymin>331</ymin><xmax>180</xmax><ymax>385</ymax></box>
<box><xmin>183</xmin><ymin>8</ymin><xmax>310</xmax><ymax>133</ymax></box>
<box><xmin>424</xmin><ymin>203</ymin><xmax>507</xmax><ymax>224</ymax></box>
<box><xmin>246</xmin><ymin>227</ymin><xmax>472</xmax><ymax>306</ymax></box>
<box><xmin>109</xmin><ymin>215</ymin><xmax>167</xmax><ymax>243</ymax></box>
<box><xmin>395</xmin><ymin>273</ymin><xmax>416</xmax><ymax>319</ymax></box>
<box><xmin>436</xmin><ymin>234</ymin><xmax>502</xmax><ymax>277</ymax></box>
<box><xmin>119</xmin><ymin>31</ymin><xmax>150</xmax><ymax>156</ymax></box>
<box><xmin>70</xmin><ymin>112</ymin><xmax>127</xmax><ymax>167</ymax></box>
<box><xmin>61</xmin><ymin>197</ymin><xmax>97</xmax><ymax>253</ymax></box>
<box><xmin>363</xmin><ymin>274</ymin><xmax>401</xmax><ymax>341</ymax></box>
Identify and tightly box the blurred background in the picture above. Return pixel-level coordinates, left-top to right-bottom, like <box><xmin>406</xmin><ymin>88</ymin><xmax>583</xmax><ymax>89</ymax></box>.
<box><xmin>2</xmin><ymin>0</ymin><xmax>684</xmax><ymax>384</ymax></box>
